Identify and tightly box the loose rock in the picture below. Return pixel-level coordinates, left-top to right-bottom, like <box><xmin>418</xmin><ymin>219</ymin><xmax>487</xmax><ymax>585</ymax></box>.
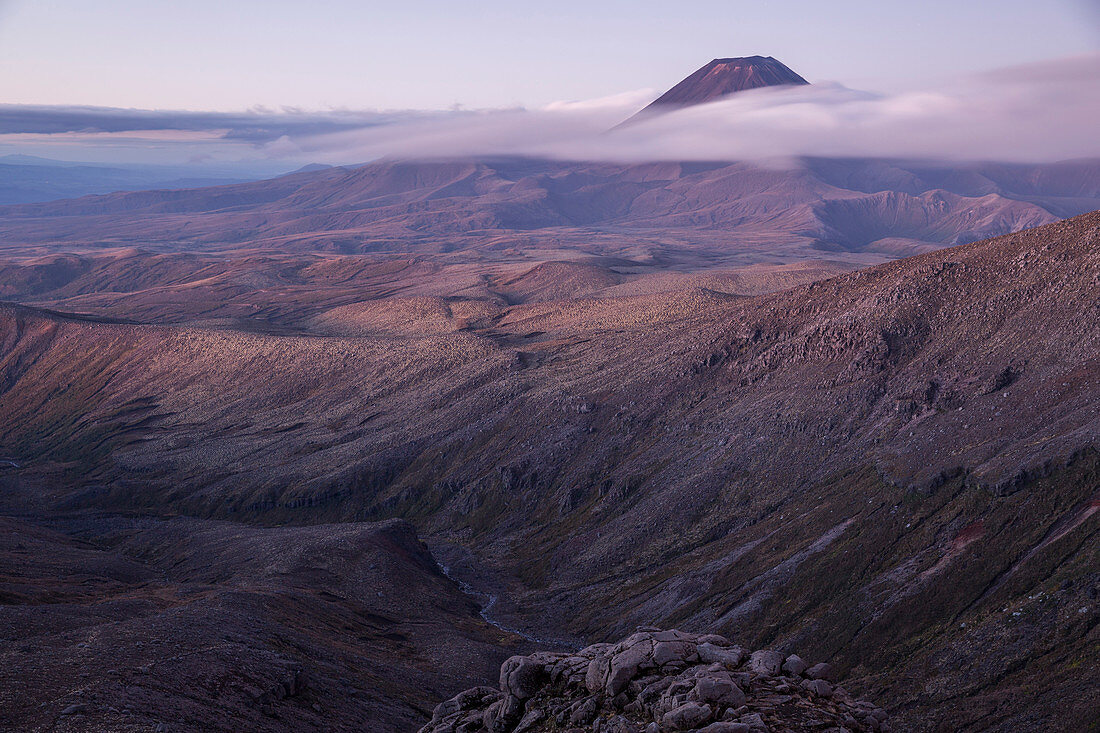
<box><xmin>805</xmin><ymin>662</ymin><xmax>835</xmax><ymax>681</ymax></box>
<box><xmin>781</xmin><ymin>654</ymin><xmax>808</xmax><ymax>676</ymax></box>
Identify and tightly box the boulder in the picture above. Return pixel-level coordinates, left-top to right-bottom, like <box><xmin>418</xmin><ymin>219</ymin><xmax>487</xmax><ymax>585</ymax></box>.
<box><xmin>652</xmin><ymin>639</ymin><xmax>697</xmax><ymax>668</ymax></box>
<box><xmin>749</xmin><ymin>649</ymin><xmax>785</xmax><ymax>676</ymax></box>
<box><xmin>781</xmin><ymin>654</ymin><xmax>808</xmax><ymax>676</ymax></box>
<box><xmin>482</xmin><ymin>697</ymin><xmax>515</xmax><ymax>733</ymax></box>
<box><xmin>696</xmin><ymin>634</ymin><xmax>733</xmax><ymax>646</ymax></box>
<box><xmin>694</xmin><ymin>673</ymin><xmax>746</xmax><ymax>708</ymax></box>
<box><xmin>662</xmin><ymin>701</ymin><xmax>714</xmax><ymax>730</ymax></box>
<box><xmin>607</xmin><ymin>641</ymin><xmax>653</xmax><ymax>695</ymax></box>
<box><xmin>586</xmin><ymin>655</ymin><xmax>610</xmax><ymax>693</ymax></box>
<box><xmin>802</xmin><ymin>678</ymin><xmax>833</xmax><ymax>697</ymax></box>
<box><xmin>568</xmin><ymin>696</ymin><xmax>598</xmax><ymax>725</ymax></box>
<box><xmin>638</xmin><ymin>675</ymin><xmax>675</xmax><ymax>703</ymax></box>
<box><xmin>700</xmin><ymin>724</ymin><xmax>753</xmax><ymax>733</ymax></box>
<box><xmin>738</xmin><ymin>712</ymin><xmax>767</xmax><ymax>728</ymax></box>
<box><xmin>512</xmin><ymin>706</ymin><xmax>545</xmax><ymax>733</ymax></box>
<box><xmin>551</xmin><ymin>655</ymin><xmax>589</xmax><ymax>685</ymax></box>
<box><xmin>805</xmin><ymin>662</ymin><xmax>835</xmax><ymax>681</ymax></box>
<box><xmin>698</xmin><ymin>642</ymin><xmax>744</xmax><ymax>667</ymax></box>
<box><xmin>500</xmin><ymin>656</ymin><xmax>548</xmax><ymax>700</ymax></box>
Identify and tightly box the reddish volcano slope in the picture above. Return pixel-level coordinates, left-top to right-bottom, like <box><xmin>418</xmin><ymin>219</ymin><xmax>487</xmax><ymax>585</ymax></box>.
<box><xmin>637</xmin><ymin>55</ymin><xmax>809</xmax><ymax>113</ymax></box>
<box><xmin>1</xmin><ymin>212</ymin><xmax>1098</xmax><ymax>730</ymax></box>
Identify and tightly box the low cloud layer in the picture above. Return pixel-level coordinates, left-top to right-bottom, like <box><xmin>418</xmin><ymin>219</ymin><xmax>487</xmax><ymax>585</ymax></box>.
<box><xmin>3</xmin><ymin>53</ymin><xmax>1098</xmax><ymax>169</ymax></box>
<box><xmin>300</xmin><ymin>53</ymin><xmax>1100</xmax><ymax>164</ymax></box>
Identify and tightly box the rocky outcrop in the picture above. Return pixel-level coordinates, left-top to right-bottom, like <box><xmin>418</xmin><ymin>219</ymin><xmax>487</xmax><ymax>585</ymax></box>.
<box><xmin>420</xmin><ymin>629</ymin><xmax>889</xmax><ymax>733</ymax></box>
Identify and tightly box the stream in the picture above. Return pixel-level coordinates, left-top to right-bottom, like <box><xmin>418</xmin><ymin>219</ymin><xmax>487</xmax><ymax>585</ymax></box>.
<box><xmin>437</xmin><ymin>561</ymin><xmax>565</xmax><ymax>647</ymax></box>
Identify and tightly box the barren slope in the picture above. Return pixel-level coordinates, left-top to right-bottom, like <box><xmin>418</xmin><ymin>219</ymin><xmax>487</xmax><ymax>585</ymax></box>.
<box><xmin>1</xmin><ymin>212</ymin><xmax>1098</xmax><ymax>730</ymax></box>
<box><xmin>0</xmin><ymin>514</ymin><xmax>526</xmax><ymax>732</ymax></box>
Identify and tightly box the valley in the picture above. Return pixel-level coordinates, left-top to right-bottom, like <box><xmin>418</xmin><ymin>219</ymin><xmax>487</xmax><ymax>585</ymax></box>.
<box><xmin>1</xmin><ymin>199</ymin><xmax>1097</xmax><ymax>730</ymax></box>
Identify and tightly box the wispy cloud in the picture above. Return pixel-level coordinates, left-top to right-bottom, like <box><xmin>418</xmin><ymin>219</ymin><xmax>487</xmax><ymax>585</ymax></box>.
<box><xmin>0</xmin><ymin>105</ymin><xmax>448</xmax><ymax>167</ymax></box>
<box><xmin>2</xmin><ymin>53</ymin><xmax>1098</xmax><ymax>168</ymax></box>
<box><xmin>0</xmin><ymin>104</ymin><xmax>442</xmax><ymax>140</ymax></box>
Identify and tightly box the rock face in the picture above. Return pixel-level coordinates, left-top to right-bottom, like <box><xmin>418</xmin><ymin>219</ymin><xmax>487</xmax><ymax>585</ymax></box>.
<box><xmin>626</xmin><ymin>56</ymin><xmax>809</xmax><ymax>123</ymax></box>
<box><xmin>420</xmin><ymin>629</ymin><xmax>889</xmax><ymax>733</ymax></box>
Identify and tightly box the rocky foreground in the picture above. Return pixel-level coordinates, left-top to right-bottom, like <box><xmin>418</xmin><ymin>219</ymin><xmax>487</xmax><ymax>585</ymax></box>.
<box><xmin>421</xmin><ymin>629</ymin><xmax>889</xmax><ymax>733</ymax></box>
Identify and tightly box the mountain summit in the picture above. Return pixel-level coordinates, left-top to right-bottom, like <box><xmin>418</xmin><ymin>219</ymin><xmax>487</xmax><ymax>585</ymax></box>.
<box><xmin>648</xmin><ymin>55</ymin><xmax>808</xmax><ymax>107</ymax></box>
<box><xmin>623</xmin><ymin>55</ymin><xmax>808</xmax><ymax>125</ymax></box>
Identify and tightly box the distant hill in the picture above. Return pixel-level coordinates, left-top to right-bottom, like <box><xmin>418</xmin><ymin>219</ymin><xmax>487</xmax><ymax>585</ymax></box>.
<box><xmin>291</xmin><ymin>162</ymin><xmax>335</xmax><ymax>174</ymax></box>
<box><xmin>2</xmin><ymin>157</ymin><xmax>1096</xmax><ymax>263</ymax></box>
<box><xmin>0</xmin><ymin>155</ymin><xmax>276</xmax><ymax>205</ymax></box>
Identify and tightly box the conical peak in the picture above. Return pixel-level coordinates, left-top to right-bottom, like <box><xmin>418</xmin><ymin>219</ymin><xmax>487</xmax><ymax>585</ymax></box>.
<box><xmin>647</xmin><ymin>56</ymin><xmax>809</xmax><ymax>110</ymax></box>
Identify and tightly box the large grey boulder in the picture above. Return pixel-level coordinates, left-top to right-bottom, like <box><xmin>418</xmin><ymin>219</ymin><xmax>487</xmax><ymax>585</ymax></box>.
<box><xmin>499</xmin><ymin>656</ymin><xmax>547</xmax><ymax>700</ymax></box>
<box><xmin>781</xmin><ymin>654</ymin><xmax>808</xmax><ymax>676</ymax></box>
<box><xmin>652</xmin><ymin>639</ymin><xmax>697</xmax><ymax>669</ymax></box>
<box><xmin>693</xmin><ymin>671</ymin><xmax>746</xmax><ymax>708</ymax></box>
<box><xmin>748</xmin><ymin>649</ymin><xmax>785</xmax><ymax>676</ymax></box>
<box><xmin>697</xmin><ymin>642</ymin><xmax>744</xmax><ymax>667</ymax></box>
<box><xmin>662</xmin><ymin>701</ymin><xmax>714</xmax><ymax>730</ymax></box>
<box><xmin>607</xmin><ymin>640</ymin><xmax>653</xmax><ymax>695</ymax></box>
<box><xmin>586</xmin><ymin>654</ymin><xmax>611</xmax><ymax>693</ymax></box>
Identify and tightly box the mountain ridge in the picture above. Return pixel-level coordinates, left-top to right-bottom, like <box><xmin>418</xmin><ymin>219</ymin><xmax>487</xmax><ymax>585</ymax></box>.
<box><xmin>1</xmin><ymin>157</ymin><xmax>1093</xmax><ymax>267</ymax></box>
